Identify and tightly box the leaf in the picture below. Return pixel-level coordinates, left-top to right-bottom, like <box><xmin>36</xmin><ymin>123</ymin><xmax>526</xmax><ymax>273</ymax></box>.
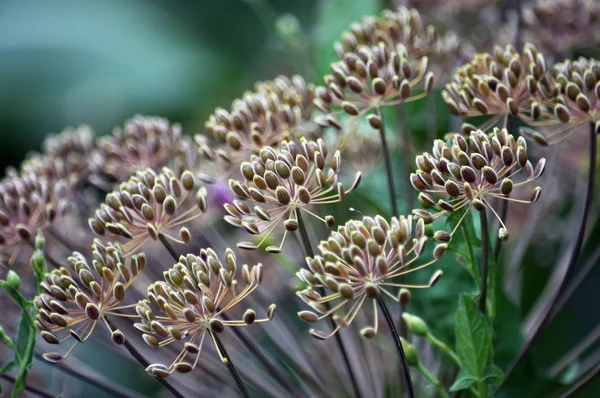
<box><xmin>446</xmin><ymin>210</ymin><xmax>480</xmax><ymax>289</ymax></box>
<box><xmin>0</xmin><ymin>281</ymin><xmax>33</xmax><ymax>311</ymax></box>
<box><xmin>484</xmin><ymin>364</ymin><xmax>504</xmax><ymax>387</ymax></box>
<box><xmin>455</xmin><ymin>294</ymin><xmax>491</xmax><ymax>379</ymax></box>
<box><xmin>450</xmin><ymin>369</ymin><xmax>477</xmax><ymax>391</ymax></box>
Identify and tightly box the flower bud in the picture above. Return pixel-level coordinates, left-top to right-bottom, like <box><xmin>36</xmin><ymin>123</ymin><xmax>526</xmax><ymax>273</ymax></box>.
<box><xmin>402</xmin><ymin>313</ymin><xmax>428</xmax><ymax>336</ymax></box>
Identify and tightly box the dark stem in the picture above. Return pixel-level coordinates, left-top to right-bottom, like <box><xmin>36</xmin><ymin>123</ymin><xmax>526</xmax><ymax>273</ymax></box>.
<box><xmin>375</xmin><ymin>107</ymin><xmax>399</xmax><ymax>218</ymax></box>
<box><xmin>158</xmin><ymin>233</ymin><xmax>179</xmax><ymax>261</ymax></box>
<box><xmin>549</xmin><ymin>323</ymin><xmax>600</xmax><ymax>377</ymax></box>
<box><xmin>105</xmin><ymin>317</ymin><xmax>185</xmax><ymax>398</ymax></box>
<box><xmin>0</xmin><ymin>374</ymin><xmax>55</xmax><ymax>398</ymax></box>
<box><xmin>213</xmin><ymin>332</ymin><xmax>252</xmax><ymax>398</ymax></box>
<box><xmin>502</xmin><ymin>122</ymin><xmax>597</xmax><ymax>385</ymax></box>
<box><xmin>376</xmin><ymin>295</ymin><xmax>414</xmax><ymax>398</ymax></box>
<box><xmin>396</xmin><ymin>103</ymin><xmax>414</xmax><ymax>212</ymax></box>
<box><xmin>479</xmin><ymin>210</ymin><xmax>489</xmax><ymax>314</ymax></box>
<box><xmin>35</xmin><ymin>352</ymin><xmax>142</xmax><ymax>398</ymax></box>
<box><xmin>558</xmin><ymin>361</ymin><xmax>600</xmax><ymax>398</ymax></box>
<box><xmin>296</xmin><ymin>210</ymin><xmax>362</xmax><ymax>398</ymax></box>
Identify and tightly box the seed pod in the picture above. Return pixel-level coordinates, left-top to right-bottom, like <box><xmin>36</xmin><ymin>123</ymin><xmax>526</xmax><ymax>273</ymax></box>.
<box><xmin>163</xmin><ymin>196</ymin><xmax>177</xmax><ymax>216</ymax></box>
<box><xmin>367</xmin><ymin>114</ymin><xmax>382</xmax><ymax>130</ymax></box>
<box><xmin>555</xmin><ymin>104</ymin><xmax>570</xmax><ymax>123</ymax></box>
<box><xmin>530</xmin><ymin>186</ymin><xmax>542</xmax><ymax>203</ymax></box>
<box><xmin>482</xmin><ymin>166</ymin><xmax>498</xmax><ymax>185</ymax></box>
<box><xmin>500</xmin><ymin>178</ymin><xmax>513</xmax><ymax>195</ymax></box>
<box><xmin>111</xmin><ymin>329</ymin><xmax>126</xmax><ymax>345</ymax></box>
<box><xmin>472</xmin><ymin>198</ymin><xmax>486</xmax><ymax>212</ymax></box>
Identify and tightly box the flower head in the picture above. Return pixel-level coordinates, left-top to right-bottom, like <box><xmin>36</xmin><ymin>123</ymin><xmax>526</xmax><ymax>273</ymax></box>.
<box><xmin>138</xmin><ymin>248</ymin><xmax>275</xmax><ymax>377</ymax></box>
<box><xmin>197</xmin><ymin>75</ymin><xmax>317</xmax><ymax>171</ymax></box>
<box><xmin>91</xmin><ymin>115</ymin><xmax>194</xmax><ymax>184</ymax></box>
<box><xmin>443</xmin><ymin>44</ymin><xmax>553</xmax><ymax>131</ymax></box>
<box><xmin>0</xmin><ymin>173</ymin><xmax>71</xmax><ymax>265</ymax></box>
<box><xmin>89</xmin><ymin>167</ymin><xmax>207</xmax><ymax>256</ymax></box>
<box><xmin>35</xmin><ymin>240</ymin><xmax>146</xmax><ymax>362</ymax></box>
<box><xmin>411</xmin><ymin>128</ymin><xmax>545</xmax><ymax>239</ymax></box>
<box><xmin>224</xmin><ymin>137</ymin><xmax>361</xmax><ymax>253</ymax></box>
<box><xmin>297</xmin><ymin>215</ymin><xmax>444</xmax><ymax>340</ymax></box>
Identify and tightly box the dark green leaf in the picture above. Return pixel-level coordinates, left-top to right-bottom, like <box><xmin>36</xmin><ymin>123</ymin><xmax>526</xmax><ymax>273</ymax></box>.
<box><xmin>0</xmin><ymin>281</ymin><xmax>33</xmax><ymax>311</ymax></box>
<box><xmin>450</xmin><ymin>369</ymin><xmax>477</xmax><ymax>391</ymax></box>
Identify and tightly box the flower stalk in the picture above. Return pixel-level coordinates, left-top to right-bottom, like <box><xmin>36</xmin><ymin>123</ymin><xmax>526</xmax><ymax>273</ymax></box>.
<box><xmin>213</xmin><ymin>332</ymin><xmax>252</xmax><ymax>398</ymax></box>
<box><xmin>375</xmin><ymin>108</ymin><xmax>399</xmax><ymax>217</ymax></box>
<box><xmin>479</xmin><ymin>210</ymin><xmax>489</xmax><ymax>314</ymax></box>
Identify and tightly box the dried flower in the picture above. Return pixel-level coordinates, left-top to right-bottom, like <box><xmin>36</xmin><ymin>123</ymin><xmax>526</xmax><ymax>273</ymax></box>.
<box><xmin>410</xmin><ymin>128</ymin><xmax>545</xmax><ymax>238</ymax></box>
<box><xmin>522</xmin><ymin>0</ymin><xmax>600</xmax><ymax>59</ymax></box>
<box><xmin>442</xmin><ymin>44</ymin><xmax>553</xmax><ymax>131</ymax></box>
<box><xmin>91</xmin><ymin>115</ymin><xmax>194</xmax><ymax>184</ymax></box>
<box><xmin>224</xmin><ymin>137</ymin><xmax>361</xmax><ymax>253</ymax></box>
<box><xmin>35</xmin><ymin>240</ymin><xmax>146</xmax><ymax>362</ymax></box>
<box><xmin>197</xmin><ymin>75</ymin><xmax>317</xmax><ymax>171</ymax></box>
<box><xmin>139</xmin><ymin>248</ymin><xmax>275</xmax><ymax>377</ymax></box>
<box><xmin>89</xmin><ymin>167</ymin><xmax>207</xmax><ymax>256</ymax></box>
<box><xmin>296</xmin><ymin>215</ymin><xmax>444</xmax><ymax>340</ymax></box>
<box><xmin>0</xmin><ymin>173</ymin><xmax>71</xmax><ymax>265</ymax></box>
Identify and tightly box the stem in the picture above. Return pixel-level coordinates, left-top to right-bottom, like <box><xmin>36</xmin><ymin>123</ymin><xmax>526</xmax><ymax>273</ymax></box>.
<box><xmin>479</xmin><ymin>210</ymin><xmax>489</xmax><ymax>314</ymax></box>
<box><xmin>296</xmin><ymin>210</ymin><xmax>362</xmax><ymax>398</ymax></box>
<box><xmin>426</xmin><ymin>331</ymin><xmax>461</xmax><ymax>366</ymax></box>
<box><xmin>1</xmin><ymin>374</ymin><xmax>55</xmax><ymax>398</ymax></box>
<box><xmin>417</xmin><ymin>362</ymin><xmax>450</xmax><ymax>398</ymax></box>
<box><xmin>375</xmin><ymin>107</ymin><xmax>399</xmax><ymax>218</ymax></box>
<box><xmin>105</xmin><ymin>317</ymin><xmax>184</xmax><ymax>398</ymax></box>
<box><xmin>548</xmin><ymin>323</ymin><xmax>600</xmax><ymax>377</ymax></box>
<box><xmin>426</xmin><ymin>92</ymin><xmax>437</xmax><ymax>145</ymax></box>
<box><xmin>502</xmin><ymin>122</ymin><xmax>597</xmax><ymax>385</ymax></box>
<box><xmin>213</xmin><ymin>332</ymin><xmax>252</xmax><ymax>398</ymax></box>
<box><xmin>558</xmin><ymin>361</ymin><xmax>600</xmax><ymax>398</ymax></box>
<box><xmin>376</xmin><ymin>295</ymin><xmax>414</xmax><ymax>398</ymax></box>
<box><xmin>158</xmin><ymin>233</ymin><xmax>179</xmax><ymax>261</ymax></box>
<box><xmin>396</xmin><ymin>103</ymin><xmax>414</xmax><ymax>212</ymax></box>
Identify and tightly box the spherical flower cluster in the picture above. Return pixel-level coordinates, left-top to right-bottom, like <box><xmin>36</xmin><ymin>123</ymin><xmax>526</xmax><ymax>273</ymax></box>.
<box><xmin>522</xmin><ymin>0</ymin><xmax>600</xmax><ymax>58</ymax></box>
<box><xmin>411</xmin><ymin>128</ymin><xmax>545</xmax><ymax>239</ymax></box>
<box><xmin>296</xmin><ymin>215</ymin><xmax>444</xmax><ymax>340</ymax></box>
<box><xmin>197</xmin><ymin>75</ymin><xmax>317</xmax><ymax>171</ymax></box>
<box><xmin>89</xmin><ymin>167</ymin><xmax>207</xmax><ymax>256</ymax></box>
<box><xmin>91</xmin><ymin>115</ymin><xmax>194</xmax><ymax>184</ymax></box>
<box><xmin>0</xmin><ymin>173</ymin><xmax>71</xmax><ymax>265</ymax></box>
<box><xmin>35</xmin><ymin>240</ymin><xmax>146</xmax><ymax>362</ymax></box>
<box><xmin>224</xmin><ymin>137</ymin><xmax>361</xmax><ymax>253</ymax></box>
<box><xmin>138</xmin><ymin>248</ymin><xmax>275</xmax><ymax>377</ymax></box>
<box><xmin>443</xmin><ymin>44</ymin><xmax>553</xmax><ymax>130</ymax></box>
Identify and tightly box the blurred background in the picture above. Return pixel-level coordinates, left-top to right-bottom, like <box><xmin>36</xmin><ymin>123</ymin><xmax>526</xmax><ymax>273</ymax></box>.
<box><xmin>1</xmin><ymin>0</ymin><xmax>600</xmax><ymax>396</ymax></box>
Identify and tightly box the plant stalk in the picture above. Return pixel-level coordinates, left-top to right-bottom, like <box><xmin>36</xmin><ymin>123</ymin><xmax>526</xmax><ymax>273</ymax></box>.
<box><xmin>558</xmin><ymin>361</ymin><xmax>600</xmax><ymax>398</ymax></box>
<box><xmin>158</xmin><ymin>233</ymin><xmax>179</xmax><ymax>261</ymax></box>
<box><xmin>376</xmin><ymin>295</ymin><xmax>414</xmax><ymax>398</ymax></box>
<box><xmin>417</xmin><ymin>362</ymin><xmax>450</xmax><ymax>398</ymax></box>
<box><xmin>105</xmin><ymin>317</ymin><xmax>185</xmax><ymax>398</ymax></box>
<box><xmin>502</xmin><ymin>122</ymin><xmax>597</xmax><ymax>385</ymax></box>
<box><xmin>479</xmin><ymin>210</ymin><xmax>489</xmax><ymax>314</ymax></box>
<box><xmin>213</xmin><ymin>332</ymin><xmax>252</xmax><ymax>398</ymax></box>
<box><xmin>1</xmin><ymin>374</ymin><xmax>55</xmax><ymax>398</ymax></box>
<box><xmin>375</xmin><ymin>107</ymin><xmax>399</xmax><ymax>217</ymax></box>
<box><xmin>296</xmin><ymin>209</ymin><xmax>362</xmax><ymax>398</ymax></box>
<box><xmin>396</xmin><ymin>103</ymin><xmax>414</xmax><ymax>212</ymax></box>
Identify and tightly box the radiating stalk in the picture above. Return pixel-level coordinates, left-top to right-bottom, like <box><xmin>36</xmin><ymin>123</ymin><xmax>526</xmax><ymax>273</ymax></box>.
<box><xmin>376</xmin><ymin>295</ymin><xmax>414</xmax><ymax>398</ymax></box>
<box><xmin>105</xmin><ymin>317</ymin><xmax>185</xmax><ymax>398</ymax></box>
<box><xmin>375</xmin><ymin>107</ymin><xmax>399</xmax><ymax>217</ymax></box>
<box><xmin>296</xmin><ymin>209</ymin><xmax>362</xmax><ymax>398</ymax></box>
<box><xmin>494</xmin><ymin>115</ymin><xmax>514</xmax><ymax>262</ymax></box>
<box><xmin>214</xmin><ymin>333</ymin><xmax>252</xmax><ymax>398</ymax></box>
<box><xmin>479</xmin><ymin>210</ymin><xmax>489</xmax><ymax>314</ymax></box>
<box><xmin>502</xmin><ymin>122</ymin><xmax>597</xmax><ymax>385</ymax></box>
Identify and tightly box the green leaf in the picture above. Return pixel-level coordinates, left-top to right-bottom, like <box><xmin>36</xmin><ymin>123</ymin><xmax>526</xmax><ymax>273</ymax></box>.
<box><xmin>455</xmin><ymin>294</ymin><xmax>492</xmax><ymax>380</ymax></box>
<box><xmin>484</xmin><ymin>364</ymin><xmax>504</xmax><ymax>387</ymax></box>
<box><xmin>450</xmin><ymin>369</ymin><xmax>477</xmax><ymax>391</ymax></box>
<box><xmin>446</xmin><ymin>210</ymin><xmax>480</xmax><ymax>289</ymax></box>
<box><xmin>0</xmin><ymin>360</ymin><xmax>17</xmax><ymax>375</ymax></box>
<box><xmin>0</xmin><ymin>281</ymin><xmax>33</xmax><ymax>311</ymax></box>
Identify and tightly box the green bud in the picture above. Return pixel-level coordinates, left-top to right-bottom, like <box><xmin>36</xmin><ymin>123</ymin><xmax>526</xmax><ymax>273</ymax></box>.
<box><xmin>35</xmin><ymin>231</ymin><xmax>45</xmax><ymax>250</ymax></box>
<box><xmin>30</xmin><ymin>250</ymin><xmax>46</xmax><ymax>276</ymax></box>
<box><xmin>6</xmin><ymin>270</ymin><xmax>20</xmax><ymax>290</ymax></box>
<box><xmin>400</xmin><ymin>337</ymin><xmax>419</xmax><ymax>367</ymax></box>
<box><xmin>402</xmin><ymin>313</ymin><xmax>428</xmax><ymax>336</ymax></box>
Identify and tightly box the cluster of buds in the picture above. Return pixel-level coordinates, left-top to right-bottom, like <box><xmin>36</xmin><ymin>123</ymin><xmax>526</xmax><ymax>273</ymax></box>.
<box><xmin>197</xmin><ymin>75</ymin><xmax>317</xmax><ymax>171</ymax></box>
<box><xmin>89</xmin><ymin>167</ymin><xmax>207</xmax><ymax>256</ymax></box>
<box><xmin>522</xmin><ymin>0</ymin><xmax>600</xmax><ymax>58</ymax></box>
<box><xmin>411</xmin><ymin>128</ymin><xmax>545</xmax><ymax>239</ymax></box>
<box><xmin>138</xmin><ymin>248</ymin><xmax>275</xmax><ymax>377</ymax></box>
<box><xmin>20</xmin><ymin>125</ymin><xmax>94</xmax><ymax>188</ymax></box>
<box><xmin>443</xmin><ymin>44</ymin><xmax>553</xmax><ymax>130</ymax></box>
<box><xmin>0</xmin><ymin>173</ymin><xmax>71</xmax><ymax>265</ymax></box>
<box><xmin>35</xmin><ymin>240</ymin><xmax>146</xmax><ymax>362</ymax></box>
<box><xmin>297</xmin><ymin>215</ymin><xmax>444</xmax><ymax>340</ymax></box>
<box><xmin>224</xmin><ymin>138</ymin><xmax>361</xmax><ymax>253</ymax></box>
<box><xmin>91</xmin><ymin>115</ymin><xmax>194</xmax><ymax>184</ymax></box>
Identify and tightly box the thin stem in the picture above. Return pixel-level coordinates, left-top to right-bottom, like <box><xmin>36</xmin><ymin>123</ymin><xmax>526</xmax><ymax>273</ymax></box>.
<box><xmin>375</xmin><ymin>107</ymin><xmax>399</xmax><ymax>217</ymax></box>
<box><xmin>105</xmin><ymin>317</ymin><xmax>184</xmax><ymax>398</ymax></box>
<box><xmin>396</xmin><ymin>103</ymin><xmax>414</xmax><ymax>212</ymax></box>
<box><xmin>158</xmin><ymin>233</ymin><xmax>179</xmax><ymax>261</ymax></box>
<box><xmin>296</xmin><ymin>210</ymin><xmax>362</xmax><ymax>398</ymax></box>
<box><xmin>502</xmin><ymin>122</ymin><xmax>597</xmax><ymax>385</ymax></box>
<box><xmin>1</xmin><ymin>374</ymin><xmax>55</xmax><ymax>398</ymax></box>
<box><xmin>549</xmin><ymin>323</ymin><xmax>600</xmax><ymax>377</ymax></box>
<box><xmin>426</xmin><ymin>92</ymin><xmax>437</xmax><ymax>145</ymax></box>
<box><xmin>417</xmin><ymin>362</ymin><xmax>450</xmax><ymax>398</ymax></box>
<box><xmin>376</xmin><ymin>295</ymin><xmax>414</xmax><ymax>398</ymax></box>
<box><xmin>213</xmin><ymin>333</ymin><xmax>252</xmax><ymax>398</ymax></box>
<box><xmin>426</xmin><ymin>331</ymin><xmax>461</xmax><ymax>366</ymax></box>
<box><xmin>479</xmin><ymin>210</ymin><xmax>489</xmax><ymax>314</ymax></box>
<box><xmin>557</xmin><ymin>361</ymin><xmax>600</xmax><ymax>398</ymax></box>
